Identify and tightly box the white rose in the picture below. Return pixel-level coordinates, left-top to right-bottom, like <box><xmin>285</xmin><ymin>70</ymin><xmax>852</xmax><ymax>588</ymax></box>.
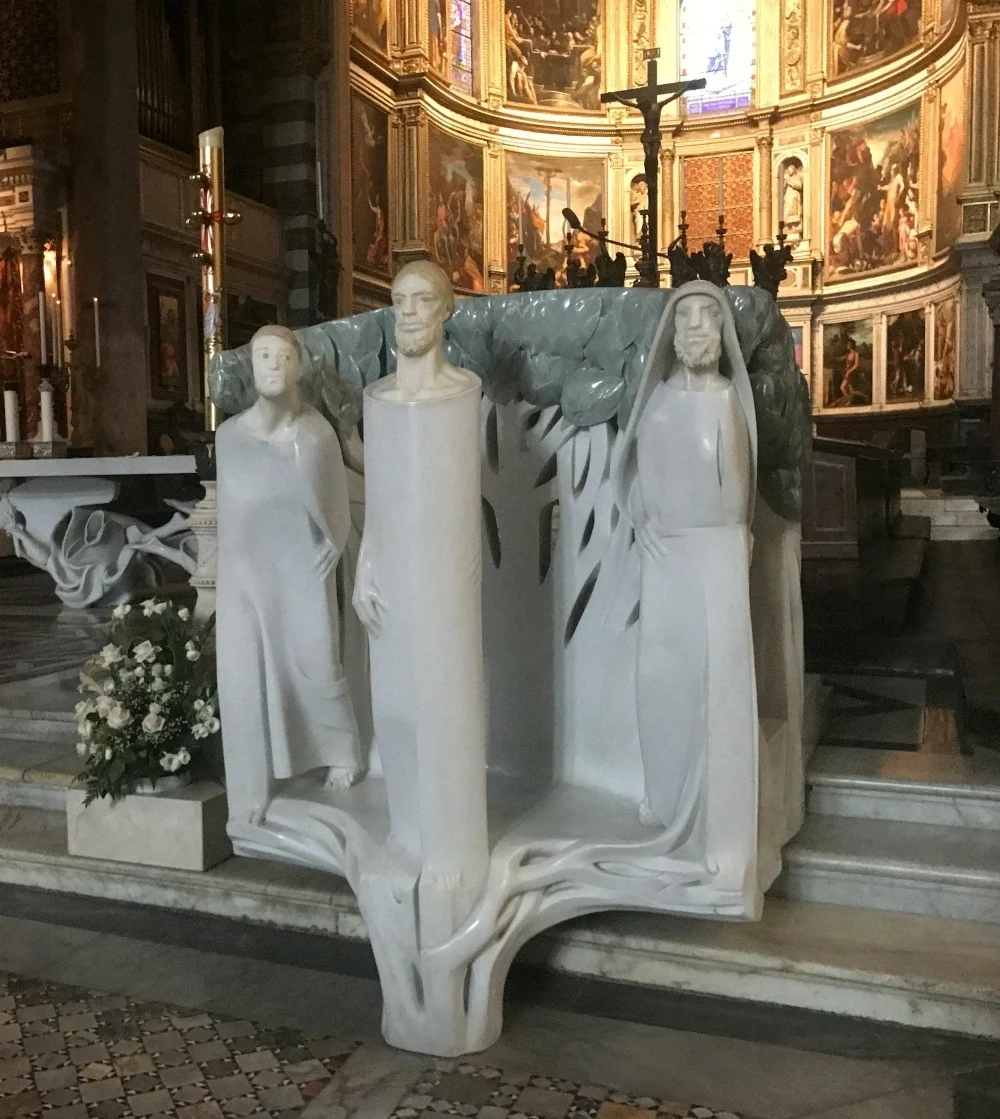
<box><xmin>177</xmin><ymin>748</ymin><xmax>191</xmax><ymax>766</ymax></box>
<box><xmin>177</xmin><ymin>607</ymin><xmax>191</xmax><ymax>621</ymax></box>
<box><xmin>163</xmin><ymin>665</ymin><xmax>174</xmax><ymax>678</ymax></box>
<box><xmin>96</xmin><ymin>695</ymin><xmax>114</xmax><ymax>718</ymax></box>
<box><xmin>76</xmin><ymin>742</ymin><xmax>88</xmax><ymax>756</ymax></box>
<box><xmin>132</xmin><ymin>640</ymin><xmax>159</xmax><ymax>664</ymax></box>
<box><xmin>105</xmin><ymin>703</ymin><xmax>131</xmax><ymax>731</ymax></box>
<box><xmin>103</xmin><ymin>679</ymin><xmax>115</xmax><ymax>693</ymax></box>
<box><xmin>159</xmin><ymin>754</ymin><xmax>176</xmax><ymax>772</ymax></box>
<box><xmin>75</xmin><ymin>699</ymin><xmax>96</xmax><ymax>718</ymax></box>
<box><xmin>77</xmin><ymin>719</ymin><xmax>93</xmax><ymax>740</ymax></box>
<box><xmin>205</xmin><ymin>717</ymin><xmax>220</xmax><ymax>734</ymax></box>
<box><xmin>151</xmin><ymin>664</ymin><xmax>164</xmax><ymax>677</ymax></box>
<box><xmin>150</xmin><ymin>677</ymin><xmax>165</xmax><ymax>692</ymax></box>
<box><xmin>134</xmin><ymin>666</ymin><xmax>145</xmax><ymax>680</ymax></box>
<box><xmin>149</xmin><ymin>702</ymin><xmax>161</xmax><ymax>714</ymax></box>
<box><xmin>141</xmin><ymin>598</ymin><xmax>168</xmax><ymax>617</ymax></box>
<box><xmin>98</xmin><ymin>644</ymin><xmax>124</xmax><ymax>667</ymax></box>
<box><xmin>197</xmin><ymin>703</ymin><xmax>216</xmax><ymax>722</ymax></box>
<box><xmin>112</xmin><ymin>604</ymin><xmax>131</xmax><ymax>619</ymax></box>
<box><xmin>186</xmin><ymin>649</ymin><xmax>201</xmax><ymax>662</ymax></box>
<box><xmin>191</xmin><ymin>723</ymin><xmax>209</xmax><ymax>740</ymax></box>
<box><xmin>193</xmin><ymin>699</ymin><xmax>205</xmax><ymax>711</ymax></box>
<box><xmin>141</xmin><ymin>712</ymin><xmax>166</xmax><ymax>734</ymax></box>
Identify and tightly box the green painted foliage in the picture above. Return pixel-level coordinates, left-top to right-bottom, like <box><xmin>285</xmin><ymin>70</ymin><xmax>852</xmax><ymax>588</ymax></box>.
<box><xmin>210</xmin><ymin>286</ymin><xmax>811</xmax><ymax>520</ymax></box>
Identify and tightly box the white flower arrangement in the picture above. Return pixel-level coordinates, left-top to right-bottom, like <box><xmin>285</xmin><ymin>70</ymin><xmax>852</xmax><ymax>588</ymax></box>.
<box><xmin>76</xmin><ymin>597</ymin><xmax>218</xmax><ymax>803</ymax></box>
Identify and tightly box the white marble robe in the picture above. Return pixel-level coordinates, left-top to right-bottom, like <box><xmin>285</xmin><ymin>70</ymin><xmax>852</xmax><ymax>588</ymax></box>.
<box><xmin>216</xmin><ymin>406</ymin><xmax>363</xmax><ymax>818</ymax></box>
<box><xmin>632</xmin><ymin>379</ymin><xmax>758</xmax><ymax>829</ymax></box>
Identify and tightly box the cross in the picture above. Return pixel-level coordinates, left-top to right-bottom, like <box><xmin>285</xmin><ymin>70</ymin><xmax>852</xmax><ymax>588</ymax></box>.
<box><xmin>602</xmin><ymin>51</ymin><xmax>706</xmax><ymax>288</ymax></box>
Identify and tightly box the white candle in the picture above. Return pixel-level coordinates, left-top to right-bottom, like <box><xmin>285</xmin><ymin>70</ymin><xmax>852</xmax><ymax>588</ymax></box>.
<box><xmin>93</xmin><ymin>296</ymin><xmax>101</xmax><ymax>367</ymax></box>
<box><xmin>39</xmin><ymin>380</ymin><xmax>54</xmax><ymax>443</ymax></box>
<box><xmin>38</xmin><ymin>295</ymin><xmax>47</xmax><ymax>365</ymax></box>
<box><xmin>50</xmin><ymin>297</ymin><xmax>58</xmax><ymax>365</ymax></box>
<box><xmin>316</xmin><ymin>158</ymin><xmax>324</xmax><ymax>222</ymax></box>
<box><xmin>55</xmin><ymin>299</ymin><xmax>62</xmax><ymax>365</ymax></box>
<box><xmin>3</xmin><ymin>389</ymin><xmax>19</xmax><ymax>443</ymax></box>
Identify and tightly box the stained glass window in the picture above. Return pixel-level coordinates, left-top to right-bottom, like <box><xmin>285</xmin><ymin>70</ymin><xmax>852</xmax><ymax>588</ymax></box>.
<box><xmin>450</xmin><ymin>0</ymin><xmax>474</xmax><ymax>93</ymax></box>
<box><xmin>679</xmin><ymin>0</ymin><xmax>756</xmax><ymax>115</ymax></box>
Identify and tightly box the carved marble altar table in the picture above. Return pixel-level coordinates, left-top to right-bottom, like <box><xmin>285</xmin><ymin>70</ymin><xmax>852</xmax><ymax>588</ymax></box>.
<box><xmin>0</xmin><ymin>456</ymin><xmax>199</xmax><ymax>608</ymax></box>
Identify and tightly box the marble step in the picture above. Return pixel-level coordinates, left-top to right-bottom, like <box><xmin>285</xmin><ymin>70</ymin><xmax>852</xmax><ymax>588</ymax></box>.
<box><xmin>776</xmin><ymin>814</ymin><xmax>1000</xmax><ymax>924</ymax></box>
<box><xmin>807</xmin><ymin>744</ymin><xmax>1000</xmax><ymax>830</ymax></box>
<box><xmin>2</xmin><ymin>804</ymin><xmax>1000</xmax><ymax>1039</ymax></box>
<box><xmin>0</xmin><ymin>736</ymin><xmax>81</xmax><ymax>809</ymax></box>
<box><xmin>5</xmin><ymin>805</ymin><xmax>1000</xmax><ymax>1038</ymax></box>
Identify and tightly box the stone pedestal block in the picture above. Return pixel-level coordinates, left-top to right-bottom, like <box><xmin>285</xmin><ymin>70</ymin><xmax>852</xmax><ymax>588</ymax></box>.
<box><xmin>66</xmin><ymin>781</ymin><xmax>231</xmax><ymax>871</ymax></box>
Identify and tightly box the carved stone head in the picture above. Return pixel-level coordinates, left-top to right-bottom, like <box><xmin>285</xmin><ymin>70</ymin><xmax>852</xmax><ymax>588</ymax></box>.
<box><xmin>674</xmin><ymin>292</ymin><xmax>724</xmax><ymax>373</ymax></box>
<box><xmin>251</xmin><ymin>324</ymin><xmax>303</xmax><ymax>400</ymax></box>
<box><xmin>391</xmin><ymin>261</ymin><xmax>455</xmax><ymax>359</ymax></box>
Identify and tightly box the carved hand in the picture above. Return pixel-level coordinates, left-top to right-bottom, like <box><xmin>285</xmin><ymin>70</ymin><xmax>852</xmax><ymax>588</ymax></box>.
<box><xmin>634</xmin><ymin>514</ymin><xmax>668</xmax><ymax>562</ymax></box>
<box><xmin>352</xmin><ymin>539</ymin><xmax>387</xmax><ymax>635</ymax></box>
<box><xmin>315</xmin><ymin>540</ymin><xmax>338</xmax><ymax>580</ymax></box>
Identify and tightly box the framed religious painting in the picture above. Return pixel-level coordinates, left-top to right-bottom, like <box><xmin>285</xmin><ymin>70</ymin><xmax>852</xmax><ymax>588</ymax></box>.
<box><xmin>505</xmin><ymin>0</ymin><xmax>602</xmax><ymax>111</ymax></box>
<box><xmin>830</xmin><ymin>0</ymin><xmax>922</xmax><ymax>80</ymax></box>
<box><xmin>350</xmin><ymin>92</ymin><xmax>391</xmax><ymax>278</ymax></box>
<box><xmin>885</xmin><ymin>308</ymin><xmax>926</xmax><ymax>405</ymax></box>
<box><xmin>936</xmin><ymin>68</ymin><xmax>966</xmax><ymax>254</ymax></box>
<box><xmin>826</xmin><ymin>102</ymin><xmax>920</xmax><ymax>282</ymax></box>
<box><xmin>146</xmin><ymin>274</ymin><xmax>189</xmax><ymax>403</ymax></box>
<box><xmin>933</xmin><ymin>298</ymin><xmax>958</xmax><ymax>401</ymax></box>
<box><xmin>506</xmin><ymin>151</ymin><xmax>605</xmax><ymax>285</ymax></box>
<box><xmin>822</xmin><ymin>319</ymin><xmax>874</xmax><ymax>409</ymax></box>
<box><xmin>428</xmin><ymin>127</ymin><xmax>485</xmax><ymax>293</ymax></box>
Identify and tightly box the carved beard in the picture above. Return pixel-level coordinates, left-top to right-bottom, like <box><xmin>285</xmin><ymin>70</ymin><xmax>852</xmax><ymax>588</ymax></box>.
<box><xmin>675</xmin><ymin>329</ymin><xmax>723</xmax><ymax>372</ymax></box>
<box><xmin>396</xmin><ymin>321</ymin><xmax>442</xmax><ymax>357</ymax></box>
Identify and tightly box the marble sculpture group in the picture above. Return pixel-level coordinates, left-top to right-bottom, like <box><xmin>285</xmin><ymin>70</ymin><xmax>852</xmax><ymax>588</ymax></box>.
<box><xmin>212</xmin><ymin>262</ymin><xmax>812</xmax><ymax>1057</ymax></box>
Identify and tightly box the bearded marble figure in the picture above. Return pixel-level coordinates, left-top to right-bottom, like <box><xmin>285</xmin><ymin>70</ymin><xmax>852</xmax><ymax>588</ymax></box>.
<box><xmin>216</xmin><ymin>324</ymin><xmax>364</xmax><ymax>828</ymax></box>
<box><xmin>612</xmin><ymin>281</ymin><xmax>759</xmax><ymax>829</ymax></box>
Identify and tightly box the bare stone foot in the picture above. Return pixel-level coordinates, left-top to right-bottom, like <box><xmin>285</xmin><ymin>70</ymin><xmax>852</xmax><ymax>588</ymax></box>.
<box><xmin>325</xmin><ymin>765</ymin><xmax>365</xmax><ymax>790</ymax></box>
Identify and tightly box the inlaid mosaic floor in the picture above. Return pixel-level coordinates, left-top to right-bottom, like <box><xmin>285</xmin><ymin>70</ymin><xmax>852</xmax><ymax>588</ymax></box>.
<box><xmin>0</xmin><ymin>970</ymin><xmax>755</xmax><ymax>1119</ymax></box>
<box><xmin>0</xmin><ymin>971</ymin><xmax>357</xmax><ymax>1119</ymax></box>
<box><xmin>387</xmin><ymin>1065</ymin><xmax>746</xmax><ymax>1119</ymax></box>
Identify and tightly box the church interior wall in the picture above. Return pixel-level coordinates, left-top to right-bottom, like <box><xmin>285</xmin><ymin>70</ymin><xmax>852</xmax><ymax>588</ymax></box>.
<box><xmin>344</xmin><ymin>0</ymin><xmax>991</xmax><ymax>440</ymax></box>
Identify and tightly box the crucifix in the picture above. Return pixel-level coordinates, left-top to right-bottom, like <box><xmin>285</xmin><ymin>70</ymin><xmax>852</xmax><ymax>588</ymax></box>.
<box><xmin>601</xmin><ymin>50</ymin><xmax>706</xmax><ymax>288</ymax></box>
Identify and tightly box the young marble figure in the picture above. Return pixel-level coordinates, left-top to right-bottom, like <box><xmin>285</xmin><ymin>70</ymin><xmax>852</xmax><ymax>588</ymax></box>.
<box><xmin>612</xmin><ymin>280</ymin><xmax>759</xmax><ymax>830</ymax></box>
<box><xmin>216</xmin><ymin>324</ymin><xmax>364</xmax><ymax>827</ymax></box>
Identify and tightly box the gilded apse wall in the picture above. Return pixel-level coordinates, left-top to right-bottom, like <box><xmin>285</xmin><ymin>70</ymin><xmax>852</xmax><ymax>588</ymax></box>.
<box><xmin>341</xmin><ymin>0</ymin><xmax>977</xmax><ymax>414</ymax></box>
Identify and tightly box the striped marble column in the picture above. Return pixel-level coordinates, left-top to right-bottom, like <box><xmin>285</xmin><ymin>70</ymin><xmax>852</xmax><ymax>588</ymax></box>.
<box><xmin>262</xmin><ymin>70</ymin><xmax>319</xmax><ymax>327</ymax></box>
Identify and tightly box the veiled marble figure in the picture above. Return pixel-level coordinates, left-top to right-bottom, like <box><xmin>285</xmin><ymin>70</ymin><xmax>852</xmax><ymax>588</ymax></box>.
<box><xmin>612</xmin><ymin>280</ymin><xmax>759</xmax><ymax>830</ymax></box>
<box><xmin>216</xmin><ymin>324</ymin><xmax>364</xmax><ymax>827</ymax></box>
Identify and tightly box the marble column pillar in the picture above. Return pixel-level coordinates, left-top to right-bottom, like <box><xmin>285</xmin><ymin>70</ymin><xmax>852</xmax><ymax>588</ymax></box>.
<box><xmin>17</xmin><ymin>230</ymin><xmax>45</xmax><ymax>439</ymax></box>
<box><xmin>69</xmin><ymin>0</ymin><xmax>147</xmax><ymax>455</ymax></box>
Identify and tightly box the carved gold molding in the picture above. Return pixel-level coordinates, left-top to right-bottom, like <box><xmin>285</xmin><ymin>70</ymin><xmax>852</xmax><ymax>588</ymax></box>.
<box><xmin>630</xmin><ymin>0</ymin><xmax>651</xmax><ymax>85</ymax></box>
<box><xmin>781</xmin><ymin>0</ymin><xmax>805</xmax><ymax>95</ymax></box>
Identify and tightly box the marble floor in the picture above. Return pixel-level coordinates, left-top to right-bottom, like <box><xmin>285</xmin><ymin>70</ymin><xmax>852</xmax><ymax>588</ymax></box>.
<box><xmin>0</xmin><ymin>915</ymin><xmax>988</xmax><ymax>1119</ymax></box>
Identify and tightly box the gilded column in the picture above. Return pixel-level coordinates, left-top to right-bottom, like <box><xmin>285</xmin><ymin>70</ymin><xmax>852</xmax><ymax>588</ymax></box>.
<box><xmin>395</xmin><ymin>0</ymin><xmax>429</xmax><ymax>74</ymax></box>
<box><xmin>661</xmin><ymin>145</ymin><xmax>675</xmax><ymax>248</ymax></box>
<box><xmin>757</xmin><ymin>133</ymin><xmax>774</xmax><ymax>245</ymax></box>
<box><xmin>393</xmin><ymin>98</ymin><xmax>429</xmax><ymax>267</ymax></box>
<box><xmin>485</xmin><ymin>140</ymin><xmax>507</xmax><ymax>292</ymax></box>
